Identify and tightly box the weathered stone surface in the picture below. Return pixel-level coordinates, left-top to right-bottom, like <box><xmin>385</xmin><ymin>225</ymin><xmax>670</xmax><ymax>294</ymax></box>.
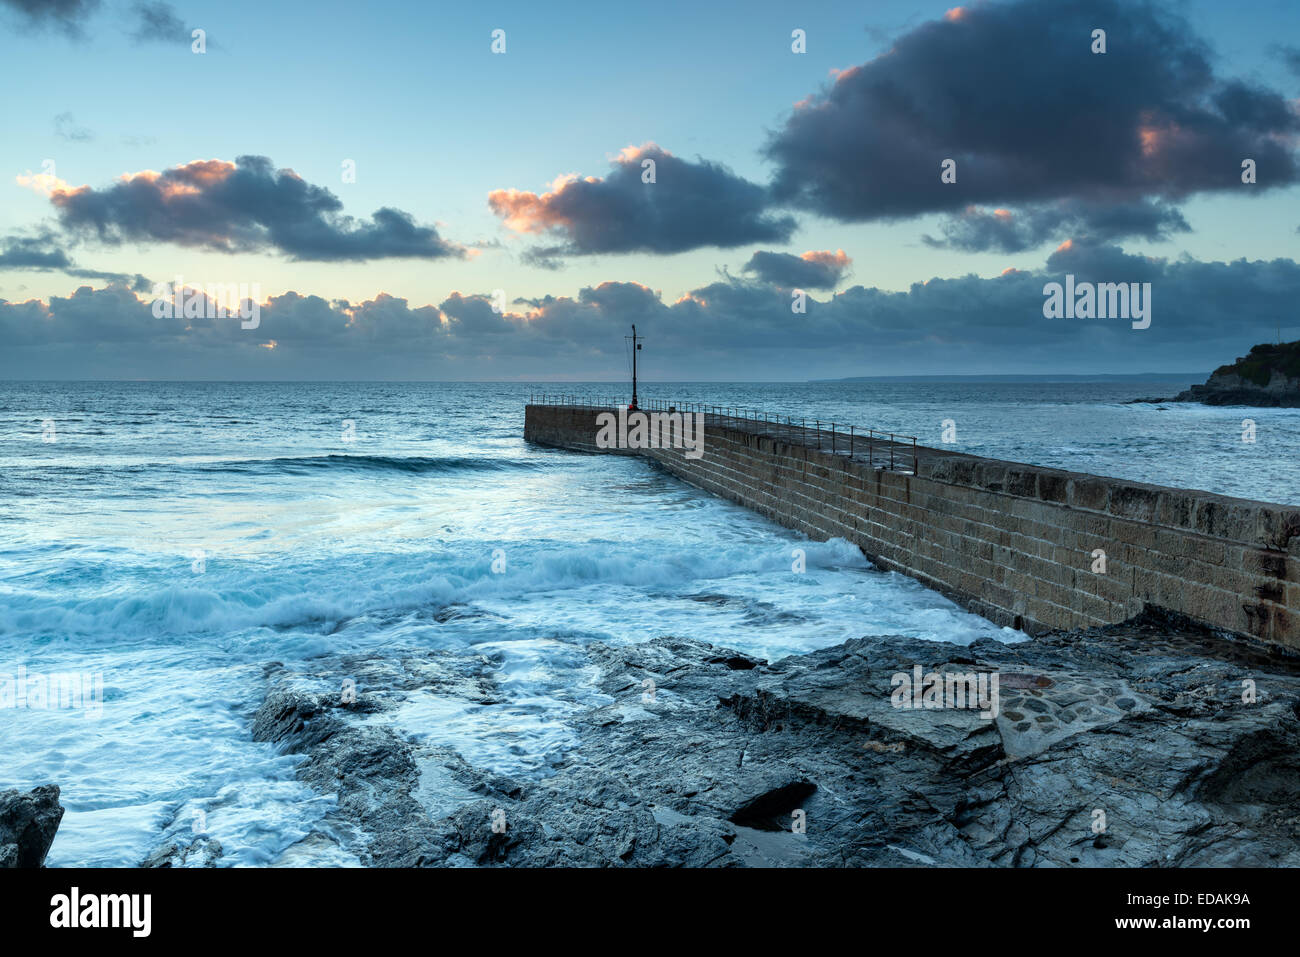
<box><xmin>0</xmin><ymin>785</ymin><xmax>64</xmax><ymax>868</ymax></box>
<box><xmin>257</xmin><ymin>609</ymin><xmax>1300</xmax><ymax>867</ymax></box>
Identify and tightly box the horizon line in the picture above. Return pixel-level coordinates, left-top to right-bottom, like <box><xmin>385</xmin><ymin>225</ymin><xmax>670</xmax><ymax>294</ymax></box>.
<box><xmin>0</xmin><ymin>372</ymin><xmax>1209</xmax><ymax>385</ymax></box>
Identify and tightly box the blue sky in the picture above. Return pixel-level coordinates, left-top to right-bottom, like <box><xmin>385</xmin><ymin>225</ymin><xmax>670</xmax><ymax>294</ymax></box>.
<box><xmin>1</xmin><ymin>0</ymin><xmax>1298</xmax><ymax>378</ymax></box>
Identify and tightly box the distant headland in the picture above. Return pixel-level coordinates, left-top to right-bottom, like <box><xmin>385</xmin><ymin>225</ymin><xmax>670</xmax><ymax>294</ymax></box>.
<box><xmin>1133</xmin><ymin>341</ymin><xmax>1300</xmax><ymax>407</ymax></box>
<box><xmin>814</xmin><ymin>373</ymin><xmax>1202</xmax><ymax>383</ymax></box>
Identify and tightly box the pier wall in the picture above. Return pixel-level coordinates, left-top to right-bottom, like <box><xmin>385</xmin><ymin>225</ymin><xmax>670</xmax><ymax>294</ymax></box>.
<box><xmin>524</xmin><ymin>404</ymin><xmax>1300</xmax><ymax>650</ymax></box>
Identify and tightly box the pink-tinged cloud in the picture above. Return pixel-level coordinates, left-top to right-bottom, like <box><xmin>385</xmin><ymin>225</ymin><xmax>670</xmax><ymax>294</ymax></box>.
<box><xmin>743</xmin><ymin>248</ymin><xmax>852</xmax><ymax>289</ymax></box>
<box><xmin>32</xmin><ymin>155</ymin><xmax>466</xmax><ymax>262</ymax></box>
<box><xmin>801</xmin><ymin>249</ymin><xmax>851</xmax><ymax>268</ymax></box>
<box><xmin>487</xmin><ymin>143</ymin><xmax>795</xmax><ymax>264</ymax></box>
<box><xmin>488</xmin><ymin>173</ymin><xmax>595</xmax><ymax>235</ymax></box>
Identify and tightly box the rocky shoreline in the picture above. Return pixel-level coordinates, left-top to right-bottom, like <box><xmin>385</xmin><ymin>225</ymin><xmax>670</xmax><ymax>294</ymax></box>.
<box><xmin>10</xmin><ymin>608</ymin><xmax>1300</xmax><ymax>868</ymax></box>
<box><xmin>244</xmin><ymin>609</ymin><xmax>1300</xmax><ymax>867</ymax></box>
<box><xmin>1132</xmin><ymin>341</ymin><xmax>1300</xmax><ymax>407</ymax></box>
<box><xmin>1132</xmin><ymin>378</ymin><xmax>1300</xmax><ymax>407</ymax></box>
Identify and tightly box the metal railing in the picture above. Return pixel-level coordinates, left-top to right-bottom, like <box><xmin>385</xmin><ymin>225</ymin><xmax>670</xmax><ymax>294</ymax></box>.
<box><xmin>527</xmin><ymin>392</ymin><xmax>919</xmax><ymax>474</ymax></box>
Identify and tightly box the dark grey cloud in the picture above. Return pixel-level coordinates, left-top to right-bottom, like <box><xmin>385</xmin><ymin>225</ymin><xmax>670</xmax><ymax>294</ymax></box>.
<box><xmin>0</xmin><ymin>0</ymin><xmax>100</xmax><ymax>36</ymax></box>
<box><xmin>1043</xmin><ymin>237</ymin><xmax>1164</xmax><ymax>280</ymax></box>
<box><xmin>66</xmin><ymin>268</ymin><xmax>152</xmax><ymax>291</ymax></box>
<box><xmin>438</xmin><ymin>292</ymin><xmax>519</xmax><ymax>337</ymax></box>
<box><xmin>41</xmin><ymin>155</ymin><xmax>465</xmax><ymax>262</ymax></box>
<box><xmin>130</xmin><ymin>1</ymin><xmax>185</xmax><ymax>43</ymax></box>
<box><xmin>0</xmin><ymin>233</ymin><xmax>73</xmax><ymax>270</ymax></box>
<box><xmin>515</xmin><ymin>245</ymin><xmax>568</xmax><ymax>271</ymax></box>
<box><xmin>4</xmin><ymin>245</ymin><xmax>1299</xmax><ymax>379</ymax></box>
<box><xmin>0</xmin><ymin>232</ymin><xmax>150</xmax><ymax>290</ymax></box>
<box><xmin>489</xmin><ymin>143</ymin><xmax>797</xmax><ymax>261</ymax></box>
<box><xmin>923</xmin><ymin>199</ymin><xmax>1191</xmax><ymax>253</ymax></box>
<box><xmin>767</xmin><ymin>0</ymin><xmax>1298</xmax><ymax>241</ymax></box>
<box><xmin>743</xmin><ymin>249</ymin><xmax>851</xmax><ymax>289</ymax></box>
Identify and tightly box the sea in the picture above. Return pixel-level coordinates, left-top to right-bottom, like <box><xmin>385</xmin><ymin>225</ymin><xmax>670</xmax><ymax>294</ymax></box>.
<box><xmin>2</xmin><ymin>378</ymin><xmax>1297</xmax><ymax>866</ymax></box>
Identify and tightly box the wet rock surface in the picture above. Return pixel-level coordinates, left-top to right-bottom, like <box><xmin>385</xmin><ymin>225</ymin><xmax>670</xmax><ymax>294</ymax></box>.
<box><xmin>251</xmin><ymin>610</ymin><xmax>1300</xmax><ymax>867</ymax></box>
<box><xmin>141</xmin><ymin>835</ymin><xmax>225</xmax><ymax>868</ymax></box>
<box><xmin>0</xmin><ymin>785</ymin><xmax>65</xmax><ymax>868</ymax></box>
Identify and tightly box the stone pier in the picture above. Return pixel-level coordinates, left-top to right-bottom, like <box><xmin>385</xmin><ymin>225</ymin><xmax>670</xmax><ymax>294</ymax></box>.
<box><xmin>525</xmin><ymin>402</ymin><xmax>1300</xmax><ymax>651</ymax></box>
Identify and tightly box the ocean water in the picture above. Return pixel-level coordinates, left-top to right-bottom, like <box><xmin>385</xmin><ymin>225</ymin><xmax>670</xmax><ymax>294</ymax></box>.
<box><xmin>2</xmin><ymin>379</ymin><xmax>1297</xmax><ymax>867</ymax></box>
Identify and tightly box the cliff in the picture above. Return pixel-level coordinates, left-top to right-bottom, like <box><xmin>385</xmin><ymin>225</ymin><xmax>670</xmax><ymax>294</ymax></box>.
<box><xmin>1173</xmin><ymin>341</ymin><xmax>1300</xmax><ymax>406</ymax></box>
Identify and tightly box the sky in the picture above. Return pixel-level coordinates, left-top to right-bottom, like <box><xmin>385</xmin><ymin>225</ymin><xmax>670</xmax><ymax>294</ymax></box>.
<box><xmin>0</xmin><ymin>0</ymin><xmax>1298</xmax><ymax>380</ymax></box>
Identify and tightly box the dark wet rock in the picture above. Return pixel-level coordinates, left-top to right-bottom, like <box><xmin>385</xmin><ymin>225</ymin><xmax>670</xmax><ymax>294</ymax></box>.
<box><xmin>141</xmin><ymin>836</ymin><xmax>224</xmax><ymax>868</ymax></box>
<box><xmin>728</xmin><ymin>779</ymin><xmax>818</xmax><ymax>831</ymax></box>
<box><xmin>705</xmin><ymin>653</ymin><xmax>763</xmax><ymax>671</ymax></box>
<box><xmin>252</xmin><ymin>688</ymin><xmax>447</xmax><ymax>867</ymax></box>
<box><xmin>253</xmin><ymin>609</ymin><xmax>1300</xmax><ymax>867</ymax></box>
<box><xmin>0</xmin><ymin>785</ymin><xmax>64</xmax><ymax>868</ymax></box>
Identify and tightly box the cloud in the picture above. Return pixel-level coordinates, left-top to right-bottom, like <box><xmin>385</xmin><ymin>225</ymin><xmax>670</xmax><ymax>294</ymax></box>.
<box><xmin>438</xmin><ymin>291</ymin><xmax>519</xmax><ymax>337</ymax></box>
<box><xmin>1043</xmin><ymin>237</ymin><xmax>1163</xmax><ymax>279</ymax></box>
<box><xmin>65</xmin><ymin>268</ymin><xmax>151</xmax><ymax>290</ymax></box>
<box><xmin>53</xmin><ymin>112</ymin><xmax>95</xmax><ymax>142</ymax></box>
<box><xmin>743</xmin><ymin>249</ymin><xmax>851</xmax><ymax>289</ymax></box>
<box><xmin>27</xmin><ymin>155</ymin><xmax>466</xmax><ymax>262</ymax></box>
<box><xmin>488</xmin><ymin>143</ymin><xmax>797</xmax><ymax>262</ymax></box>
<box><xmin>0</xmin><ymin>234</ymin><xmax>73</xmax><ymax>270</ymax></box>
<box><xmin>1273</xmin><ymin>44</ymin><xmax>1300</xmax><ymax>78</ymax></box>
<box><xmin>129</xmin><ymin>1</ymin><xmax>187</xmax><ymax>44</ymax></box>
<box><xmin>923</xmin><ymin>199</ymin><xmax>1191</xmax><ymax>253</ymax></box>
<box><xmin>0</xmin><ymin>232</ymin><xmax>150</xmax><ymax>290</ymax></box>
<box><xmin>4</xmin><ymin>245</ymin><xmax>1299</xmax><ymax>379</ymax></box>
<box><xmin>766</xmin><ymin>0</ymin><xmax>1299</xmax><ymax>245</ymax></box>
<box><xmin>0</xmin><ymin>0</ymin><xmax>100</xmax><ymax>36</ymax></box>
